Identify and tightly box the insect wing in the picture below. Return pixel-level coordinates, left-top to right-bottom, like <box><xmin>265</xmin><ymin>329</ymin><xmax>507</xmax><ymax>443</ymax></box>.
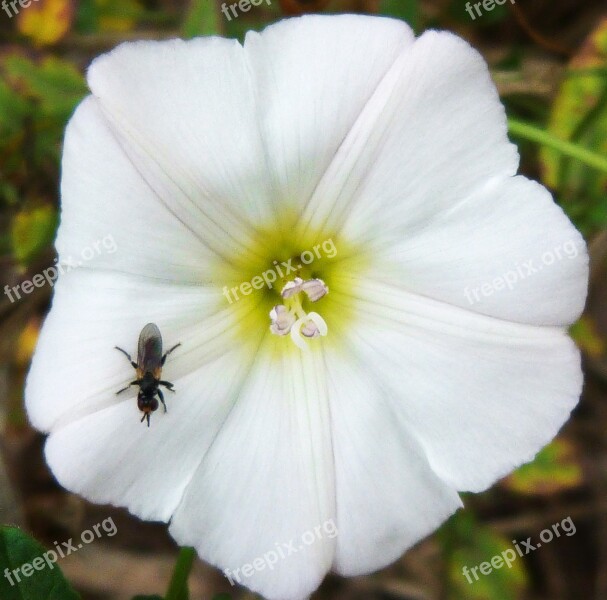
<box><xmin>137</xmin><ymin>323</ymin><xmax>163</xmax><ymax>374</ymax></box>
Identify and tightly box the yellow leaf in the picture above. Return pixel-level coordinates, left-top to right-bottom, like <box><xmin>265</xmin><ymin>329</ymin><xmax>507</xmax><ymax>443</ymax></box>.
<box><xmin>502</xmin><ymin>439</ymin><xmax>583</xmax><ymax>496</ymax></box>
<box><xmin>17</xmin><ymin>0</ymin><xmax>74</xmax><ymax>46</ymax></box>
<box><xmin>16</xmin><ymin>317</ymin><xmax>41</xmax><ymax>366</ymax></box>
<box><xmin>97</xmin><ymin>0</ymin><xmax>142</xmax><ymax>32</ymax></box>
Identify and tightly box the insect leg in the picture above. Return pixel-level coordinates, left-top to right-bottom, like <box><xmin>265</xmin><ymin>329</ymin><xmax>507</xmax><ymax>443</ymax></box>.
<box><xmin>161</xmin><ymin>342</ymin><xmax>182</xmax><ymax>366</ymax></box>
<box><xmin>159</xmin><ymin>380</ymin><xmax>175</xmax><ymax>392</ymax></box>
<box><xmin>157</xmin><ymin>389</ymin><xmax>167</xmax><ymax>413</ymax></box>
<box><xmin>115</xmin><ymin>346</ymin><xmax>137</xmax><ymax>369</ymax></box>
<box><xmin>116</xmin><ymin>380</ymin><xmax>140</xmax><ymax>395</ymax></box>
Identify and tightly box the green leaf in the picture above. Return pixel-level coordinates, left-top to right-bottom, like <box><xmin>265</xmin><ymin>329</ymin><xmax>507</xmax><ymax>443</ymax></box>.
<box><xmin>1</xmin><ymin>52</ymin><xmax>87</xmax><ymax>172</ymax></box>
<box><xmin>570</xmin><ymin>316</ymin><xmax>605</xmax><ymax>358</ymax></box>
<box><xmin>0</xmin><ymin>76</ymin><xmax>30</xmax><ymax>146</ymax></box>
<box><xmin>0</xmin><ymin>182</ymin><xmax>20</xmax><ymax>208</ymax></box>
<box><xmin>11</xmin><ymin>204</ymin><xmax>57</xmax><ymax>264</ymax></box>
<box><xmin>539</xmin><ymin>17</ymin><xmax>607</xmax><ymax>234</ymax></box>
<box><xmin>0</xmin><ymin>526</ymin><xmax>80</xmax><ymax>600</ymax></box>
<box><xmin>509</xmin><ymin>118</ymin><xmax>607</xmax><ymax>175</ymax></box>
<box><xmin>76</xmin><ymin>0</ymin><xmax>144</xmax><ymax>33</ymax></box>
<box><xmin>378</xmin><ymin>0</ymin><xmax>419</xmax><ymax>32</ymax></box>
<box><xmin>132</xmin><ymin>596</ymin><xmax>164</xmax><ymax>600</ymax></box>
<box><xmin>11</xmin><ymin>205</ymin><xmax>58</xmax><ymax>265</ymax></box>
<box><xmin>75</xmin><ymin>0</ymin><xmax>100</xmax><ymax>33</ymax></box>
<box><xmin>165</xmin><ymin>547</ymin><xmax>196</xmax><ymax>600</ymax></box>
<box><xmin>441</xmin><ymin>512</ymin><xmax>528</xmax><ymax>600</ymax></box>
<box><xmin>502</xmin><ymin>439</ymin><xmax>583</xmax><ymax>496</ymax></box>
<box><xmin>182</xmin><ymin>0</ymin><xmax>222</xmax><ymax>38</ymax></box>
<box><xmin>3</xmin><ymin>54</ymin><xmax>87</xmax><ymax>119</ymax></box>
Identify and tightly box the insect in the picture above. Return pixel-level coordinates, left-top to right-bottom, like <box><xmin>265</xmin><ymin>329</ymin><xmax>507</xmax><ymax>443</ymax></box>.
<box><xmin>115</xmin><ymin>323</ymin><xmax>181</xmax><ymax>427</ymax></box>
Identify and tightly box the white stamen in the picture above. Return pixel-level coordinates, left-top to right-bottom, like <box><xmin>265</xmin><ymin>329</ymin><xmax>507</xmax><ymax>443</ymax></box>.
<box><xmin>307</xmin><ymin>312</ymin><xmax>328</xmax><ymax>336</ymax></box>
<box><xmin>269</xmin><ymin>305</ymin><xmax>296</xmax><ymax>336</ymax></box>
<box><xmin>271</xmin><ymin>277</ymin><xmax>329</xmax><ymax>348</ymax></box>
<box><xmin>301</xmin><ymin>321</ymin><xmax>320</xmax><ymax>338</ymax></box>
<box><xmin>302</xmin><ymin>279</ymin><xmax>328</xmax><ymax>302</ymax></box>
<box><xmin>290</xmin><ymin>317</ymin><xmax>311</xmax><ymax>350</ymax></box>
<box><xmin>281</xmin><ymin>277</ymin><xmax>304</xmax><ymax>299</ymax></box>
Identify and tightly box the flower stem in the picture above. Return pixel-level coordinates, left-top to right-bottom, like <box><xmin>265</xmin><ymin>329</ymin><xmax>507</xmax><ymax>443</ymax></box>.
<box><xmin>165</xmin><ymin>546</ymin><xmax>196</xmax><ymax>600</ymax></box>
<box><xmin>507</xmin><ymin>117</ymin><xmax>607</xmax><ymax>174</ymax></box>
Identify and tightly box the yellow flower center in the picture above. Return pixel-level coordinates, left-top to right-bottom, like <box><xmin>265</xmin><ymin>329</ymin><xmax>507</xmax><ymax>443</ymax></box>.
<box><xmin>214</xmin><ymin>213</ymin><xmax>369</xmax><ymax>355</ymax></box>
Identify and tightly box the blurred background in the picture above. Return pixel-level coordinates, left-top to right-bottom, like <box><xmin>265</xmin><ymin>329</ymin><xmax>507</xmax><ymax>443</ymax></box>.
<box><xmin>0</xmin><ymin>0</ymin><xmax>606</xmax><ymax>598</ymax></box>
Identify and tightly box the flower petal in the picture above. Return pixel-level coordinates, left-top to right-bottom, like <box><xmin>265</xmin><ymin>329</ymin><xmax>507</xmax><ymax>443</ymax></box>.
<box><xmin>326</xmin><ymin>352</ymin><xmax>461</xmax><ymax>575</ymax></box>
<box><xmin>169</xmin><ymin>340</ymin><xmax>335</xmax><ymax>600</ymax></box>
<box><xmin>371</xmin><ymin>175</ymin><xmax>588</xmax><ymax>326</ymax></box>
<box><xmin>59</xmin><ymin>97</ymin><xmax>216</xmax><ymax>282</ymax></box>
<box><xmin>333</xmin><ymin>279</ymin><xmax>583</xmax><ymax>492</ymax></box>
<box><xmin>25</xmin><ymin>269</ymin><xmax>251</xmax><ymax>432</ymax></box>
<box><xmin>297</xmin><ymin>30</ymin><xmax>519</xmax><ymax>240</ymax></box>
<box><xmin>243</xmin><ymin>14</ymin><xmax>414</xmax><ymax>215</ymax></box>
<box><xmin>42</xmin><ymin>347</ymin><xmax>250</xmax><ymax>521</ymax></box>
<box><xmin>87</xmin><ymin>36</ymin><xmax>271</xmax><ymax>262</ymax></box>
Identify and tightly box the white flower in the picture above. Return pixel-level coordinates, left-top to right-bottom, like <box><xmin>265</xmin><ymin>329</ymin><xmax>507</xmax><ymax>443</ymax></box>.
<box><xmin>26</xmin><ymin>14</ymin><xmax>588</xmax><ymax>600</ymax></box>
